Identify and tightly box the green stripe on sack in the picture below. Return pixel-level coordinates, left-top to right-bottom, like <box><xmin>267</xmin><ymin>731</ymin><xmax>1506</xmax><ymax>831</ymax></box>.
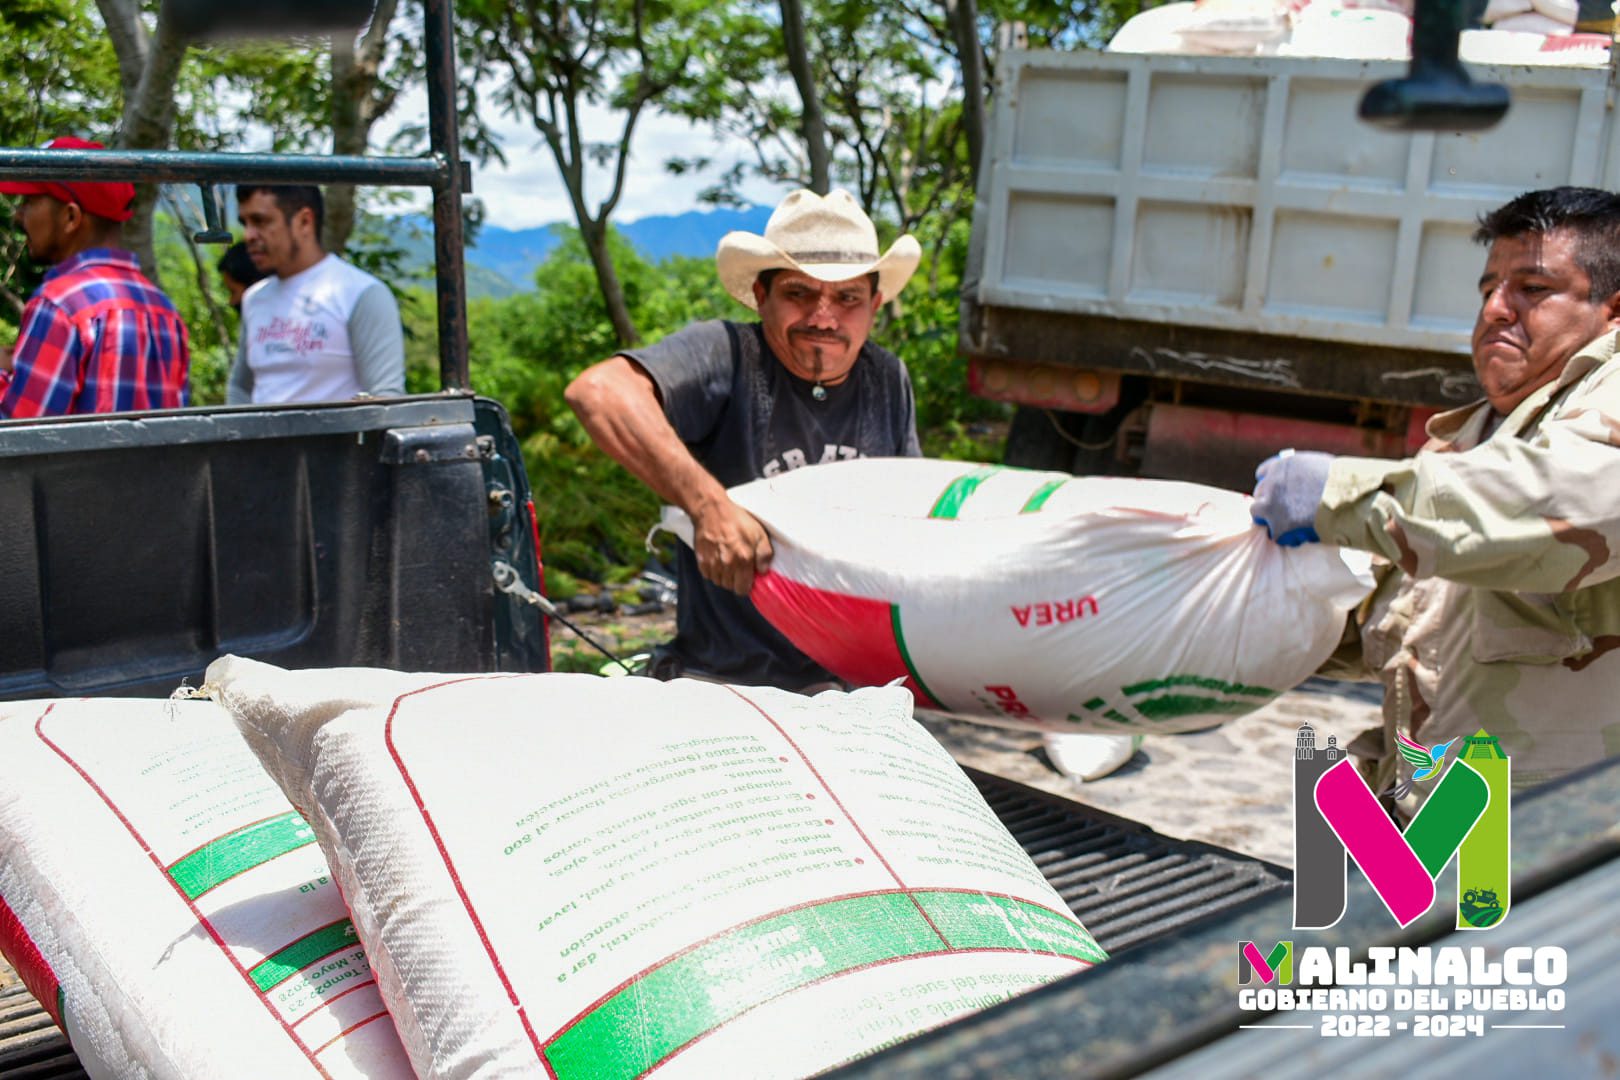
<box><xmin>167</xmin><ymin>810</ymin><xmax>317</xmax><ymax>900</ymax></box>
<box><xmin>1131</xmin><ymin>695</ymin><xmax>1267</xmax><ymax>721</ymax></box>
<box><xmin>248</xmin><ymin>920</ymin><xmax>360</xmax><ymax>992</ymax></box>
<box><xmin>1070</xmin><ymin>673</ymin><xmax>1281</xmax><ymax>728</ymax></box>
<box><xmin>1019</xmin><ymin>478</ymin><xmax>1070</xmax><ymax>514</ymax></box>
<box><xmin>1121</xmin><ymin>674</ymin><xmax>1277</xmax><ymax>699</ymax></box>
<box><xmin>544</xmin><ymin>893</ymin><xmax>939</xmax><ymax>1080</ymax></box>
<box><xmin>913</xmin><ymin>891</ymin><xmax>1107</xmax><ymax>964</ymax></box>
<box><xmin>929</xmin><ymin>466</ymin><xmax>1001</xmax><ymax>519</ymax></box>
<box><xmin>543</xmin><ymin>890</ymin><xmax>1098</xmax><ymax>1080</ymax></box>
<box><xmin>891</xmin><ymin>604</ymin><xmax>946</xmax><ymax>708</ymax></box>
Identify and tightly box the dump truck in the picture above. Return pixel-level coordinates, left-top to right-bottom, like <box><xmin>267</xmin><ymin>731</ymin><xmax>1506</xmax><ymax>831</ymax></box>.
<box><xmin>961</xmin><ymin>44</ymin><xmax>1620</xmax><ymax>488</ymax></box>
<box><xmin>3</xmin><ymin>2</ymin><xmax>1618</xmax><ymax>1076</ymax></box>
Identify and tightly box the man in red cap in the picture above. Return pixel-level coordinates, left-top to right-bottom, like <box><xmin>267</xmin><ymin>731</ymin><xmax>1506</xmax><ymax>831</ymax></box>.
<box><xmin>0</xmin><ymin>136</ymin><xmax>190</xmax><ymax>418</ymax></box>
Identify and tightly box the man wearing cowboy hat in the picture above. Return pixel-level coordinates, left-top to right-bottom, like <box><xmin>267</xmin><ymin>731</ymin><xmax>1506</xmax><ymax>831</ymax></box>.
<box><xmin>566</xmin><ymin>188</ymin><xmax>923</xmax><ymax>691</ymax></box>
<box><xmin>0</xmin><ymin>136</ymin><xmax>191</xmax><ymax>418</ymax></box>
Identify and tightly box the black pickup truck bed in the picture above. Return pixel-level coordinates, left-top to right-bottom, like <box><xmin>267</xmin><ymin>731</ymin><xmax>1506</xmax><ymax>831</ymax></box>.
<box><xmin>0</xmin><ymin>395</ymin><xmax>546</xmax><ymax>698</ymax></box>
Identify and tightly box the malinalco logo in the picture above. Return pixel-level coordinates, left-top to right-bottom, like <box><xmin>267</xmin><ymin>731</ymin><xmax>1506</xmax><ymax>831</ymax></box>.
<box><xmin>1291</xmin><ymin>725</ymin><xmax>1510</xmax><ymax>931</ymax></box>
<box><xmin>1237</xmin><ymin>940</ymin><xmax>1292</xmax><ymax>986</ymax></box>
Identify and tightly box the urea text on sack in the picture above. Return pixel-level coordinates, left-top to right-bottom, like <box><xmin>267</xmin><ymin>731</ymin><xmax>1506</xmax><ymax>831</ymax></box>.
<box><xmin>1011</xmin><ymin>597</ymin><xmax>1099</xmax><ymax>628</ymax></box>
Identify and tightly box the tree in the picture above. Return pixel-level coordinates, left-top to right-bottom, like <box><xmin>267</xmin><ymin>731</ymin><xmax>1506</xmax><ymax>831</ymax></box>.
<box><xmin>945</xmin><ymin>0</ymin><xmax>986</xmax><ymax>180</ymax></box>
<box><xmin>0</xmin><ymin>0</ymin><xmax>123</xmax><ymax>317</ymax></box>
<box><xmin>95</xmin><ymin>0</ymin><xmax>192</xmax><ymax>277</ymax></box>
<box><xmin>460</xmin><ymin>0</ymin><xmax>736</xmax><ymax>348</ymax></box>
<box><xmin>326</xmin><ymin>0</ymin><xmax>413</xmax><ymax>252</ymax></box>
<box><xmin>194</xmin><ymin>7</ymin><xmax>424</xmax><ymax>254</ymax></box>
<box><xmin>677</xmin><ymin>0</ymin><xmax>1137</xmax><ymax>218</ymax></box>
<box><xmin>778</xmin><ymin>0</ymin><xmax>830</xmax><ymax>193</ymax></box>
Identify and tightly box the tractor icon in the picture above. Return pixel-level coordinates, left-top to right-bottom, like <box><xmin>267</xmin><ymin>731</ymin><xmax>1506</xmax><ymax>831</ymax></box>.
<box><xmin>1459</xmin><ymin>887</ymin><xmax>1504</xmax><ymax>928</ymax></box>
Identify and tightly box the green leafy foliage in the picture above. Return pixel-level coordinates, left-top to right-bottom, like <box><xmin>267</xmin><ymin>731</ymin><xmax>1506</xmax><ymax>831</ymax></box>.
<box><xmin>2</xmin><ymin>0</ymin><xmax>1117</xmax><ymax>588</ymax></box>
<box><xmin>416</xmin><ymin>227</ymin><xmax>732</xmax><ymax>580</ymax></box>
<box><xmin>0</xmin><ymin>0</ymin><xmax>122</xmax><ymax>319</ymax></box>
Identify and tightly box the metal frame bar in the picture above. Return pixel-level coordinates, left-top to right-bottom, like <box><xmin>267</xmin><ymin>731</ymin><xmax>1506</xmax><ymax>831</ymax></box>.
<box><xmin>0</xmin><ymin>0</ymin><xmax>471</xmax><ymax>391</ymax></box>
<box><xmin>0</xmin><ymin>149</ymin><xmax>450</xmax><ymax>186</ymax></box>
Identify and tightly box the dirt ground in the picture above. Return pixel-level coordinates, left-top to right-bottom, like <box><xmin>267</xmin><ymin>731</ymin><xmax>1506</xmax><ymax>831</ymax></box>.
<box><xmin>550</xmin><ymin>606</ymin><xmax>1382</xmax><ymax>869</ymax></box>
<box><xmin>915</xmin><ymin>679</ymin><xmax>1381</xmax><ymax>869</ymax></box>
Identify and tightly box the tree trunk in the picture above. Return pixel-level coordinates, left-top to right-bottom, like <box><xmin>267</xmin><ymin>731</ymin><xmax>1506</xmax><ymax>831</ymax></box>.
<box><xmin>326</xmin><ymin>0</ymin><xmax>401</xmax><ymax>253</ymax></box>
<box><xmin>104</xmin><ymin>1</ymin><xmax>189</xmax><ymax>282</ymax></box>
<box><xmin>947</xmin><ymin>0</ymin><xmax>986</xmax><ymax>184</ymax></box>
<box><xmin>93</xmin><ymin>0</ymin><xmax>146</xmax><ymax>102</ymax></box>
<box><xmin>327</xmin><ymin>33</ymin><xmax>364</xmax><ymax>254</ymax></box>
<box><xmin>779</xmin><ymin>0</ymin><xmax>830</xmax><ymax>194</ymax></box>
<box><xmin>580</xmin><ymin>219</ymin><xmax>640</xmax><ymax>348</ymax></box>
<box><xmin>164</xmin><ymin>192</ymin><xmax>231</xmax><ymax>347</ymax></box>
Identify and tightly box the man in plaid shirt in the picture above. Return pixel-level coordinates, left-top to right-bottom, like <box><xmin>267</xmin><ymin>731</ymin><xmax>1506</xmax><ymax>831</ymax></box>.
<box><xmin>0</xmin><ymin>137</ymin><xmax>190</xmax><ymax>419</ymax></box>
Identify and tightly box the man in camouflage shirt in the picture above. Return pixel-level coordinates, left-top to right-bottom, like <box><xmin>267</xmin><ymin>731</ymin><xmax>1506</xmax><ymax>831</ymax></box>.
<box><xmin>1251</xmin><ymin>186</ymin><xmax>1620</xmax><ymax>814</ymax></box>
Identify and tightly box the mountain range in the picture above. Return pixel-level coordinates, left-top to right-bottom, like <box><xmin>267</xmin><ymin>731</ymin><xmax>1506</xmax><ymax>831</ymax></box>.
<box><xmin>393</xmin><ymin>204</ymin><xmax>773</xmax><ymax>298</ymax></box>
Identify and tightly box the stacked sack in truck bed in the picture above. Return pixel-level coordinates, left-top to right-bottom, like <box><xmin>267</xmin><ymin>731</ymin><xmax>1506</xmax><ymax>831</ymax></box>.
<box><xmin>663</xmin><ymin>458</ymin><xmax>1373</xmax><ymax>735</ymax></box>
<box><xmin>0</xmin><ymin>697</ymin><xmax>415</xmax><ymax>1078</ymax></box>
<box><xmin>1107</xmin><ymin>0</ymin><xmax>1616</xmax><ymax>64</ymax></box>
<box><xmin>3</xmin><ymin>665</ymin><xmax>1110</xmax><ymax>1078</ymax></box>
<box><xmin>204</xmin><ymin>660</ymin><xmax>1107</xmax><ymax>1078</ymax></box>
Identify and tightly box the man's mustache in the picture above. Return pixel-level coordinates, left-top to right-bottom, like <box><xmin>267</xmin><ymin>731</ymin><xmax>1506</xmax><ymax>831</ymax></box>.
<box><xmin>790</xmin><ymin>328</ymin><xmax>849</xmax><ymax>345</ymax></box>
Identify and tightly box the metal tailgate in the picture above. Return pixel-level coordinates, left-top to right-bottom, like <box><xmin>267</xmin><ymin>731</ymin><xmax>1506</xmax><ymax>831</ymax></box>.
<box><xmin>973</xmin><ymin>50</ymin><xmax>1616</xmax><ymax>362</ymax></box>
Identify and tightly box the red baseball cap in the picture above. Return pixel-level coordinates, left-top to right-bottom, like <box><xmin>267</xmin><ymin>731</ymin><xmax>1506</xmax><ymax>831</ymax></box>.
<box><xmin>0</xmin><ymin>137</ymin><xmax>136</xmax><ymax>223</ymax></box>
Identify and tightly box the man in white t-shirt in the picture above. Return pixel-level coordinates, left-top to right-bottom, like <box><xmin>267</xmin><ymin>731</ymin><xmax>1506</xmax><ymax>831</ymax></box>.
<box><xmin>226</xmin><ymin>185</ymin><xmax>405</xmax><ymax>404</ymax></box>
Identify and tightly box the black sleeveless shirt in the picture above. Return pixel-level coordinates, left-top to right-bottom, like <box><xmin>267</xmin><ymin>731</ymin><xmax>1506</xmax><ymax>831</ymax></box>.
<box><xmin>623</xmin><ymin>319</ymin><xmax>921</xmax><ymax>689</ymax></box>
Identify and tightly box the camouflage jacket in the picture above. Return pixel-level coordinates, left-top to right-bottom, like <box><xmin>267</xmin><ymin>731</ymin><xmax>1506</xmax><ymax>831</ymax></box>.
<box><xmin>1317</xmin><ymin>327</ymin><xmax>1620</xmax><ymax>807</ymax></box>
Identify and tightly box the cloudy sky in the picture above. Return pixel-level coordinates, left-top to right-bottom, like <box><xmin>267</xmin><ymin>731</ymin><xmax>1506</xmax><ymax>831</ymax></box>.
<box><xmin>384</xmin><ymin>85</ymin><xmax>792</xmax><ymax>230</ymax></box>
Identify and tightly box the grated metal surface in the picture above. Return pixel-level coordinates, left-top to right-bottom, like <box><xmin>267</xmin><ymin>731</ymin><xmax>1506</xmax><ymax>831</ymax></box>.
<box><xmin>966</xmin><ymin>767</ymin><xmax>1290</xmax><ymax>955</ymax></box>
<box><xmin>0</xmin><ymin>982</ymin><xmax>85</xmax><ymax>1080</ymax></box>
<box><xmin>0</xmin><ymin>768</ymin><xmax>1288</xmax><ymax>1078</ymax></box>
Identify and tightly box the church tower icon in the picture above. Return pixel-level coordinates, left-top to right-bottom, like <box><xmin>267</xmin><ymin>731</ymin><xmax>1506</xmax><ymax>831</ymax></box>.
<box><xmin>1293</xmin><ymin>723</ymin><xmax>1347</xmax><ymax>928</ymax></box>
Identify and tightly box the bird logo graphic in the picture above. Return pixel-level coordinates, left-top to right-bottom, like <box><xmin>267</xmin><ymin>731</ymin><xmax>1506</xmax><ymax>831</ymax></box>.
<box><xmin>1380</xmin><ymin>732</ymin><xmax>1458</xmax><ymax>801</ymax></box>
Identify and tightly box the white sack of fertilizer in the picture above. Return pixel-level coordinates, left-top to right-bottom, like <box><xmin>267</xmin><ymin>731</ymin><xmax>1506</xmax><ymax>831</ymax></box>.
<box><xmin>0</xmin><ymin>697</ymin><xmax>413</xmax><ymax>1079</ymax></box>
<box><xmin>206</xmin><ymin>657</ymin><xmax>1108</xmax><ymax>1079</ymax></box>
<box><xmin>664</xmin><ymin>458</ymin><xmax>1373</xmax><ymax>733</ymax></box>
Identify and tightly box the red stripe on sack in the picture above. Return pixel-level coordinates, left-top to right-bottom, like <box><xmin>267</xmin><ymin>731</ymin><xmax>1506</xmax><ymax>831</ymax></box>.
<box><xmin>290</xmin><ymin>979</ymin><xmax>380</xmax><ymax>1028</ymax></box>
<box><xmin>749</xmin><ymin>572</ymin><xmax>921</xmax><ymax>697</ymax></box>
<box><xmin>720</xmin><ymin>686</ymin><xmax>953</xmax><ymax>947</ymax></box>
<box><xmin>311</xmin><ymin>1010</ymin><xmax>392</xmax><ymax>1056</ymax></box>
<box><xmin>0</xmin><ymin>891</ymin><xmax>65</xmax><ymax>1030</ymax></box>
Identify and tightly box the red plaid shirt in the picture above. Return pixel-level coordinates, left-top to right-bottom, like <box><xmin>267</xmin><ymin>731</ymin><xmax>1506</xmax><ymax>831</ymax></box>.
<box><xmin>2</xmin><ymin>248</ymin><xmax>191</xmax><ymax>419</ymax></box>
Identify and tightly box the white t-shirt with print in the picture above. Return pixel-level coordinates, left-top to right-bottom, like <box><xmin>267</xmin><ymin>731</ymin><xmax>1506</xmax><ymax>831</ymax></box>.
<box><xmin>229</xmin><ymin>253</ymin><xmax>404</xmax><ymax>405</ymax></box>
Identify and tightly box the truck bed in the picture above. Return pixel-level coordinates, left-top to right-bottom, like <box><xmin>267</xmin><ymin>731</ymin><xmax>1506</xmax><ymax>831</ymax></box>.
<box><xmin>965</xmin><ymin>49</ymin><xmax>1620</xmax><ymax>405</ymax></box>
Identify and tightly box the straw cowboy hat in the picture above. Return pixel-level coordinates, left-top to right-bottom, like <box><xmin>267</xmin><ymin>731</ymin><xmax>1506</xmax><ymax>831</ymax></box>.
<box><xmin>716</xmin><ymin>189</ymin><xmax>921</xmax><ymax>311</ymax></box>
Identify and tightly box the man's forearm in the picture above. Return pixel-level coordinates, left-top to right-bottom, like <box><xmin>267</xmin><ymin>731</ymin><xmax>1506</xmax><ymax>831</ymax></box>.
<box><xmin>565</xmin><ymin>356</ymin><xmax>726</xmax><ymax>517</ymax></box>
